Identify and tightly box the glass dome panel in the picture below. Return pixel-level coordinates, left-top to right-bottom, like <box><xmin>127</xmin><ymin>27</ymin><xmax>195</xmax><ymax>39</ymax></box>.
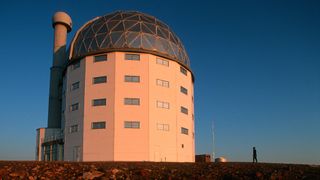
<box><xmin>70</xmin><ymin>11</ymin><xmax>190</xmax><ymax>68</ymax></box>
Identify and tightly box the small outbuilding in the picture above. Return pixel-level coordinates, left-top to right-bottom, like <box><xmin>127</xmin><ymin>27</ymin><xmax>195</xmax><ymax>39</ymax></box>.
<box><xmin>195</xmin><ymin>154</ymin><xmax>211</xmax><ymax>162</ymax></box>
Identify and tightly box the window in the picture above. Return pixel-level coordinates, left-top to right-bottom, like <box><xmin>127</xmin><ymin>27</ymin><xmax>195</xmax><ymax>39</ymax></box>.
<box><xmin>125</xmin><ymin>54</ymin><xmax>140</xmax><ymax>60</ymax></box>
<box><xmin>181</xmin><ymin>127</ymin><xmax>189</xmax><ymax>135</ymax></box>
<box><xmin>72</xmin><ymin>61</ymin><xmax>80</xmax><ymax>70</ymax></box>
<box><xmin>157</xmin><ymin>101</ymin><xmax>170</xmax><ymax>109</ymax></box>
<box><xmin>94</xmin><ymin>55</ymin><xmax>107</xmax><ymax>62</ymax></box>
<box><xmin>125</xmin><ymin>75</ymin><xmax>140</xmax><ymax>82</ymax></box>
<box><xmin>71</xmin><ymin>81</ymin><xmax>80</xmax><ymax>91</ymax></box>
<box><xmin>69</xmin><ymin>125</ymin><xmax>78</xmax><ymax>133</ymax></box>
<box><xmin>157</xmin><ymin>123</ymin><xmax>169</xmax><ymax>131</ymax></box>
<box><xmin>156</xmin><ymin>58</ymin><xmax>169</xmax><ymax>66</ymax></box>
<box><xmin>156</xmin><ymin>79</ymin><xmax>169</xmax><ymax>88</ymax></box>
<box><xmin>124</xmin><ymin>121</ymin><xmax>140</xmax><ymax>128</ymax></box>
<box><xmin>181</xmin><ymin>106</ymin><xmax>188</xmax><ymax>115</ymax></box>
<box><xmin>70</xmin><ymin>103</ymin><xmax>79</xmax><ymax>111</ymax></box>
<box><xmin>180</xmin><ymin>66</ymin><xmax>187</xmax><ymax>76</ymax></box>
<box><xmin>93</xmin><ymin>76</ymin><xmax>107</xmax><ymax>84</ymax></box>
<box><xmin>73</xmin><ymin>146</ymin><xmax>81</xmax><ymax>162</ymax></box>
<box><xmin>180</xmin><ymin>86</ymin><xmax>188</xmax><ymax>95</ymax></box>
<box><xmin>192</xmin><ymin>114</ymin><xmax>195</xmax><ymax>121</ymax></box>
<box><xmin>92</xmin><ymin>121</ymin><xmax>106</xmax><ymax>129</ymax></box>
<box><xmin>124</xmin><ymin>98</ymin><xmax>140</xmax><ymax>105</ymax></box>
<box><xmin>92</xmin><ymin>98</ymin><xmax>106</xmax><ymax>106</ymax></box>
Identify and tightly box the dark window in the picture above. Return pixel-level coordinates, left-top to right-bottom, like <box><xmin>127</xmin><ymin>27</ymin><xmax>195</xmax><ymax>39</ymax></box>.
<box><xmin>93</xmin><ymin>76</ymin><xmax>107</xmax><ymax>84</ymax></box>
<box><xmin>71</xmin><ymin>103</ymin><xmax>79</xmax><ymax>111</ymax></box>
<box><xmin>181</xmin><ymin>106</ymin><xmax>188</xmax><ymax>115</ymax></box>
<box><xmin>72</xmin><ymin>61</ymin><xmax>80</xmax><ymax>70</ymax></box>
<box><xmin>180</xmin><ymin>86</ymin><xmax>188</xmax><ymax>95</ymax></box>
<box><xmin>180</xmin><ymin>66</ymin><xmax>187</xmax><ymax>76</ymax></box>
<box><xmin>69</xmin><ymin>125</ymin><xmax>78</xmax><ymax>133</ymax></box>
<box><xmin>125</xmin><ymin>75</ymin><xmax>140</xmax><ymax>82</ymax></box>
<box><xmin>94</xmin><ymin>55</ymin><xmax>107</xmax><ymax>62</ymax></box>
<box><xmin>92</xmin><ymin>122</ymin><xmax>106</xmax><ymax>129</ymax></box>
<box><xmin>124</xmin><ymin>121</ymin><xmax>140</xmax><ymax>128</ymax></box>
<box><xmin>125</xmin><ymin>54</ymin><xmax>140</xmax><ymax>60</ymax></box>
<box><xmin>92</xmin><ymin>98</ymin><xmax>106</xmax><ymax>106</ymax></box>
<box><xmin>71</xmin><ymin>82</ymin><xmax>80</xmax><ymax>91</ymax></box>
<box><xmin>124</xmin><ymin>98</ymin><xmax>140</xmax><ymax>105</ymax></box>
<box><xmin>181</xmin><ymin>127</ymin><xmax>189</xmax><ymax>135</ymax></box>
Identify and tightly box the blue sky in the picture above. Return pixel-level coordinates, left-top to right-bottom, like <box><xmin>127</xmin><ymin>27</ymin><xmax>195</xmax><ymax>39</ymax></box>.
<box><xmin>0</xmin><ymin>0</ymin><xmax>319</xmax><ymax>164</ymax></box>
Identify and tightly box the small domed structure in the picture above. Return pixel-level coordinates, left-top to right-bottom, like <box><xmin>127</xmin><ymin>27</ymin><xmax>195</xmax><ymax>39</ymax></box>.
<box><xmin>70</xmin><ymin>11</ymin><xmax>190</xmax><ymax>68</ymax></box>
<box><xmin>215</xmin><ymin>157</ymin><xmax>227</xmax><ymax>163</ymax></box>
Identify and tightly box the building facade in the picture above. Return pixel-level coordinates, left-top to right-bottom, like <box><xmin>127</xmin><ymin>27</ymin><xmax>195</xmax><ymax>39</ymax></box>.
<box><xmin>36</xmin><ymin>11</ymin><xmax>195</xmax><ymax>162</ymax></box>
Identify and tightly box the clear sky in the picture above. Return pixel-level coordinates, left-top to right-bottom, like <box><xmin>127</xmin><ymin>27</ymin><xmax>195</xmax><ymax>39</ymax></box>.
<box><xmin>0</xmin><ymin>0</ymin><xmax>319</xmax><ymax>164</ymax></box>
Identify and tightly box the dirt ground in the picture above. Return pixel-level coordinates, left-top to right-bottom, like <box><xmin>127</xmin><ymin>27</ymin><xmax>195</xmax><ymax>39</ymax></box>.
<box><xmin>0</xmin><ymin>161</ymin><xmax>319</xmax><ymax>179</ymax></box>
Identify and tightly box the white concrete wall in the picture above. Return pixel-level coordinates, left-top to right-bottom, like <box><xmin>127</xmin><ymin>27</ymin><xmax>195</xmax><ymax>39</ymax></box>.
<box><xmin>64</xmin><ymin>59</ymin><xmax>85</xmax><ymax>161</ymax></box>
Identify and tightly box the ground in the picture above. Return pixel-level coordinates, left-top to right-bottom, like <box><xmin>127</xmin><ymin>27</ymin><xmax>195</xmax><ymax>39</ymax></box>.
<box><xmin>0</xmin><ymin>161</ymin><xmax>319</xmax><ymax>179</ymax></box>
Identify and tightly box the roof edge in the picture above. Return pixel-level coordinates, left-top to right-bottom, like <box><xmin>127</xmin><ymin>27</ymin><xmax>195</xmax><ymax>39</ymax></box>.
<box><xmin>68</xmin><ymin>49</ymin><xmax>195</xmax><ymax>82</ymax></box>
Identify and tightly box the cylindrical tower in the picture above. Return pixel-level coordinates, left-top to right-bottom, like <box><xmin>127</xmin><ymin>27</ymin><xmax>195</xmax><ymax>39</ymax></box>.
<box><xmin>47</xmin><ymin>12</ymin><xmax>72</xmax><ymax>128</ymax></box>
<box><xmin>63</xmin><ymin>11</ymin><xmax>195</xmax><ymax>162</ymax></box>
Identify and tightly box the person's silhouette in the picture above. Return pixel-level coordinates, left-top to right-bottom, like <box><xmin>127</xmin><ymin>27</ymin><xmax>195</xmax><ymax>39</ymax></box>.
<box><xmin>253</xmin><ymin>147</ymin><xmax>258</xmax><ymax>163</ymax></box>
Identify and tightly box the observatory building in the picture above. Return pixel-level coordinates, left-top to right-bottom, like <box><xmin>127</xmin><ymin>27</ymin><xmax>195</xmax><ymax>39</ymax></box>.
<box><xmin>36</xmin><ymin>11</ymin><xmax>194</xmax><ymax>162</ymax></box>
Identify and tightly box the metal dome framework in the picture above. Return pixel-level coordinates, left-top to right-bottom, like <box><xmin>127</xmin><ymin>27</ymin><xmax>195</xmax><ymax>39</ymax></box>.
<box><xmin>70</xmin><ymin>11</ymin><xmax>190</xmax><ymax>68</ymax></box>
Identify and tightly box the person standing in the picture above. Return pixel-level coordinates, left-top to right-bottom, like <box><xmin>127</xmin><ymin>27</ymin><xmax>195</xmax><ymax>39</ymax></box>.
<box><xmin>253</xmin><ymin>147</ymin><xmax>258</xmax><ymax>163</ymax></box>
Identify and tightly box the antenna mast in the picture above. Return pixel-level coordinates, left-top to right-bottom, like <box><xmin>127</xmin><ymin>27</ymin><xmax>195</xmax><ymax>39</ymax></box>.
<box><xmin>212</xmin><ymin>120</ymin><xmax>215</xmax><ymax>161</ymax></box>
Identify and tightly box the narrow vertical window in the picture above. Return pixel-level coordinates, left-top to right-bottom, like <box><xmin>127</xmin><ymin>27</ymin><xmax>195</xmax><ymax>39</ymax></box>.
<box><xmin>73</xmin><ymin>146</ymin><xmax>81</xmax><ymax>162</ymax></box>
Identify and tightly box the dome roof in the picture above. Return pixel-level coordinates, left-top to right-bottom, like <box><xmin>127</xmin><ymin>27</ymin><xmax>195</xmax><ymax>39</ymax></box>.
<box><xmin>70</xmin><ymin>11</ymin><xmax>190</xmax><ymax>68</ymax></box>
